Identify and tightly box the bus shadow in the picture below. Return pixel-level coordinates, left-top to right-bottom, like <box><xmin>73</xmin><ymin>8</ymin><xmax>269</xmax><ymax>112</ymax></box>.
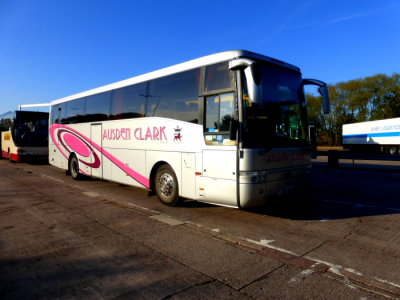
<box><xmin>180</xmin><ymin>200</ymin><xmax>214</xmax><ymax>209</ymax></box>
<box><xmin>251</xmin><ymin>196</ymin><xmax>400</xmax><ymax>221</ymax></box>
<box><xmin>179</xmin><ymin>190</ymin><xmax>400</xmax><ymax>221</ymax></box>
<box><xmin>251</xmin><ymin>166</ymin><xmax>400</xmax><ymax>220</ymax></box>
<box><xmin>0</xmin><ymin>157</ymin><xmax>49</xmax><ymax>165</ymax></box>
<box><xmin>75</xmin><ymin>175</ymin><xmax>102</xmax><ymax>182</ymax></box>
<box><xmin>26</xmin><ymin>160</ymin><xmax>49</xmax><ymax>165</ymax></box>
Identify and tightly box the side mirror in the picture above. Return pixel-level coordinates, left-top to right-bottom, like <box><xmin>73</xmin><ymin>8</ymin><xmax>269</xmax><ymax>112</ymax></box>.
<box><xmin>229</xmin><ymin>59</ymin><xmax>262</xmax><ymax>103</ymax></box>
<box><xmin>303</xmin><ymin>79</ymin><xmax>330</xmax><ymax>114</ymax></box>
<box><xmin>318</xmin><ymin>85</ymin><xmax>330</xmax><ymax>114</ymax></box>
<box><xmin>244</xmin><ymin>65</ymin><xmax>262</xmax><ymax>103</ymax></box>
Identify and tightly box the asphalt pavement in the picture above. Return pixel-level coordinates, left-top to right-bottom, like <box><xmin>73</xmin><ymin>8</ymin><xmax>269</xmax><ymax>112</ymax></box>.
<box><xmin>0</xmin><ymin>158</ymin><xmax>399</xmax><ymax>299</ymax></box>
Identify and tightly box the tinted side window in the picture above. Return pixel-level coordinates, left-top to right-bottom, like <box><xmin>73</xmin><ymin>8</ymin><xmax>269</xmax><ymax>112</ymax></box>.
<box><xmin>62</xmin><ymin>98</ymin><xmax>85</xmax><ymax>124</ymax></box>
<box><xmin>0</xmin><ymin>111</ymin><xmax>15</xmax><ymax>131</ymax></box>
<box><xmin>50</xmin><ymin>104</ymin><xmax>60</xmax><ymax>124</ymax></box>
<box><xmin>147</xmin><ymin>69</ymin><xmax>200</xmax><ymax>123</ymax></box>
<box><xmin>205</xmin><ymin>62</ymin><xmax>233</xmax><ymax>93</ymax></box>
<box><xmin>86</xmin><ymin>92</ymin><xmax>111</xmax><ymax>122</ymax></box>
<box><xmin>59</xmin><ymin>103</ymin><xmax>67</xmax><ymax>124</ymax></box>
<box><xmin>110</xmin><ymin>83</ymin><xmax>147</xmax><ymax>120</ymax></box>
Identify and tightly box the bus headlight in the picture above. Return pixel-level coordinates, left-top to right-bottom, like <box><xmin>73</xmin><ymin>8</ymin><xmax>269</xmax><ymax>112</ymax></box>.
<box><xmin>240</xmin><ymin>171</ymin><xmax>268</xmax><ymax>184</ymax></box>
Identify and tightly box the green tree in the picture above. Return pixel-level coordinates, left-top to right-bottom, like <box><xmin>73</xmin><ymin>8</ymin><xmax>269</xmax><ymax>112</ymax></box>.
<box><xmin>306</xmin><ymin>73</ymin><xmax>400</xmax><ymax>146</ymax></box>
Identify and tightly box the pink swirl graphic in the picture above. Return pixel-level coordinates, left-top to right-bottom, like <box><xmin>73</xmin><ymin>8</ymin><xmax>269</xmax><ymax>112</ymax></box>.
<box><xmin>55</xmin><ymin>127</ymin><xmax>100</xmax><ymax>168</ymax></box>
<box><xmin>50</xmin><ymin>124</ymin><xmax>150</xmax><ymax>188</ymax></box>
<box><xmin>64</xmin><ymin>133</ymin><xmax>91</xmax><ymax>157</ymax></box>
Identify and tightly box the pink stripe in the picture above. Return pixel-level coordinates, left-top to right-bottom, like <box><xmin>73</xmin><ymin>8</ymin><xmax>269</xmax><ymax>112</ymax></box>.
<box><xmin>50</xmin><ymin>124</ymin><xmax>69</xmax><ymax>160</ymax></box>
<box><xmin>97</xmin><ymin>146</ymin><xmax>150</xmax><ymax>187</ymax></box>
<box><xmin>50</xmin><ymin>124</ymin><xmax>150</xmax><ymax>188</ymax></box>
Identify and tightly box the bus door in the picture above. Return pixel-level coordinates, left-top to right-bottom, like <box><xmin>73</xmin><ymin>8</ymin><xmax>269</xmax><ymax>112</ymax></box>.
<box><xmin>200</xmin><ymin>93</ymin><xmax>238</xmax><ymax>206</ymax></box>
<box><xmin>90</xmin><ymin>123</ymin><xmax>103</xmax><ymax>178</ymax></box>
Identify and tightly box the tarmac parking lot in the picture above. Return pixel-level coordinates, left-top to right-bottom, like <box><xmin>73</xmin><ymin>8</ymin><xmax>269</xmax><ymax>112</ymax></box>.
<box><xmin>1</xmin><ymin>157</ymin><xmax>400</xmax><ymax>299</ymax></box>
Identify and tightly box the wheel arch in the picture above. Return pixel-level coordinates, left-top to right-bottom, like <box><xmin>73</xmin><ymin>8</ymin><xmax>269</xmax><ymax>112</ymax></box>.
<box><xmin>149</xmin><ymin>161</ymin><xmax>170</xmax><ymax>193</ymax></box>
<box><xmin>149</xmin><ymin>160</ymin><xmax>182</xmax><ymax>194</ymax></box>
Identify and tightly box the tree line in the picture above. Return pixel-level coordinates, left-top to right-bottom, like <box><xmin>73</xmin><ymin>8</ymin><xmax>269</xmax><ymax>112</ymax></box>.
<box><xmin>307</xmin><ymin>73</ymin><xmax>400</xmax><ymax>145</ymax></box>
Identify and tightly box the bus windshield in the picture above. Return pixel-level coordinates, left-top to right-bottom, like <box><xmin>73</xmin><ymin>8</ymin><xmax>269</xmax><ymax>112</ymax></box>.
<box><xmin>13</xmin><ymin>111</ymin><xmax>49</xmax><ymax>147</ymax></box>
<box><xmin>242</xmin><ymin>63</ymin><xmax>308</xmax><ymax>149</ymax></box>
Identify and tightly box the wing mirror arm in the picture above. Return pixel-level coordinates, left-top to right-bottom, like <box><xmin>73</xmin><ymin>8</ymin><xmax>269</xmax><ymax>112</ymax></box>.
<box><xmin>303</xmin><ymin>79</ymin><xmax>330</xmax><ymax>114</ymax></box>
<box><xmin>229</xmin><ymin>58</ymin><xmax>262</xmax><ymax>103</ymax></box>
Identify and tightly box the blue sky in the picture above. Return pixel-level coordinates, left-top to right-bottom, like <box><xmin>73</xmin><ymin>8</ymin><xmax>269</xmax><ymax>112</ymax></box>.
<box><xmin>0</xmin><ymin>0</ymin><xmax>399</xmax><ymax>112</ymax></box>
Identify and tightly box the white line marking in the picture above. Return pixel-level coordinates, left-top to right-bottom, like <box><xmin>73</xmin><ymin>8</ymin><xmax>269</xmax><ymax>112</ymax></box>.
<box><xmin>243</xmin><ymin>238</ymin><xmax>298</xmax><ymax>256</ymax></box>
<box><xmin>82</xmin><ymin>191</ymin><xmax>101</xmax><ymax>198</ymax></box>
<box><xmin>126</xmin><ymin>202</ymin><xmax>160</xmax><ymax>215</ymax></box>
<box><xmin>344</xmin><ymin>268</ymin><xmax>363</xmax><ymax>276</ymax></box>
<box><xmin>305</xmin><ymin>255</ymin><xmax>400</xmax><ymax>290</ymax></box>
<box><xmin>40</xmin><ymin>174</ymin><xmax>64</xmax><ymax>184</ymax></box>
<box><xmin>373</xmin><ymin>276</ymin><xmax>400</xmax><ymax>289</ymax></box>
<box><xmin>150</xmin><ymin>214</ymin><xmax>185</xmax><ymax>226</ymax></box>
<box><xmin>289</xmin><ymin>268</ymin><xmax>314</xmax><ymax>283</ymax></box>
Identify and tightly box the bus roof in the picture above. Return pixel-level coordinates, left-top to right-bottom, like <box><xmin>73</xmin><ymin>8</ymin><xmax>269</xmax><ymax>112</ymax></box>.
<box><xmin>50</xmin><ymin>50</ymin><xmax>301</xmax><ymax>105</ymax></box>
<box><xmin>0</xmin><ymin>110</ymin><xmax>48</xmax><ymax>119</ymax></box>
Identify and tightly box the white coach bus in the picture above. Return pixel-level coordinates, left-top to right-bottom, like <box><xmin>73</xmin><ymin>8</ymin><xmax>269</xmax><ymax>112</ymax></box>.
<box><xmin>49</xmin><ymin>50</ymin><xmax>329</xmax><ymax>208</ymax></box>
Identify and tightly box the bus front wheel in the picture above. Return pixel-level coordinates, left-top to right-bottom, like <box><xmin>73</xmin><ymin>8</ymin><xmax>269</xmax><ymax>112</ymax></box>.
<box><xmin>155</xmin><ymin>164</ymin><xmax>181</xmax><ymax>206</ymax></box>
<box><xmin>69</xmin><ymin>155</ymin><xmax>81</xmax><ymax>180</ymax></box>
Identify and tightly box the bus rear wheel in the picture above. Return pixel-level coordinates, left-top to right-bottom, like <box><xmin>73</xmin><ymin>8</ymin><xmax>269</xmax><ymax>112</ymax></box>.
<box><xmin>69</xmin><ymin>155</ymin><xmax>81</xmax><ymax>180</ymax></box>
<box><xmin>155</xmin><ymin>164</ymin><xmax>181</xmax><ymax>206</ymax></box>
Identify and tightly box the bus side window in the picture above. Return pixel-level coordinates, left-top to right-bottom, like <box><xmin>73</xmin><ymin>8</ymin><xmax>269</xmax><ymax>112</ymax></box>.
<box><xmin>205</xmin><ymin>62</ymin><xmax>234</xmax><ymax>93</ymax></box>
<box><xmin>51</xmin><ymin>104</ymin><xmax>61</xmax><ymax>124</ymax></box>
<box><xmin>86</xmin><ymin>92</ymin><xmax>111</xmax><ymax>122</ymax></box>
<box><xmin>147</xmin><ymin>68</ymin><xmax>200</xmax><ymax>123</ymax></box>
<box><xmin>187</xmin><ymin>101</ymin><xmax>200</xmax><ymax>124</ymax></box>
<box><xmin>59</xmin><ymin>103</ymin><xmax>67</xmax><ymax>124</ymax></box>
<box><xmin>63</xmin><ymin>98</ymin><xmax>85</xmax><ymax>124</ymax></box>
<box><xmin>111</xmin><ymin>83</ymin><xmax>147</xmax><ymax>120</ymax></box>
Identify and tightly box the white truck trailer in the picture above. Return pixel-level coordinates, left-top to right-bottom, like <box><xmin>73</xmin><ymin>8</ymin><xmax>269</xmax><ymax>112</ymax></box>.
<box><xmin>343</xmin><ymin>118</ymin><xmax>400</xmax><ymax>155</ymax></box>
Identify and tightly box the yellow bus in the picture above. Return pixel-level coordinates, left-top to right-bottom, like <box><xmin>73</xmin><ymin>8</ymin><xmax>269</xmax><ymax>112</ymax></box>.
<box><xmin>0</xmin><ymin>110</ymin><xmax>49</xmax><ymax>162</ymax></box>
